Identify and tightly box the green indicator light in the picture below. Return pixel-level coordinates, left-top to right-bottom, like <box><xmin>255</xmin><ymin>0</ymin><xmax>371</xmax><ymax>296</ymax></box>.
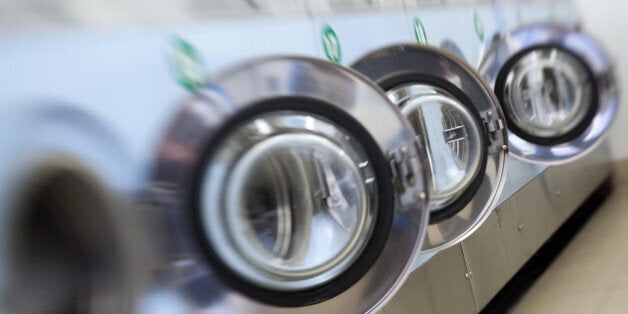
<box><xmin>321</xmin><ymin>24</ymin><xmax>342</xmax><ymax>63</ymax></box>
<box><xmin>473</xmin><ymin>12</ymin><xmax>485</xmax><ymax>42</ymax></box>
<box><xmin>413</xmin><ymin>17</ymin><xmax>428</xmax><ymax>45</ymax></box>
<box><xmin>168</xmin><ymin>37</ymin><xmax>207</xmax><ymax>92</ymax></box>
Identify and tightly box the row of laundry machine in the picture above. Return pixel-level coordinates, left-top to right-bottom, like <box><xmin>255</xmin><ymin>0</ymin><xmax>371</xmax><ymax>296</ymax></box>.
<box><xmin>0</xmin><ymin>0</ymin><xmax>617</xmax><ymax>313</ymax></box>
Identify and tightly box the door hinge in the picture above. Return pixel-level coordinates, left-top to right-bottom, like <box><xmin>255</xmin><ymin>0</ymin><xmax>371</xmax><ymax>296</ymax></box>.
<box><xmin>388</xmin><ymin>144</ymin><xmax>419</xmax><ymax>194</ymax></box>
<box><xmin>483</xmin><ymin>111</ymin><xmax>504</xmax><ymax>145</ymax></box>
<box><xmin>483</xmin><ymin>111</ymin><xmax>504</xmax><ymax>134</ymax></box>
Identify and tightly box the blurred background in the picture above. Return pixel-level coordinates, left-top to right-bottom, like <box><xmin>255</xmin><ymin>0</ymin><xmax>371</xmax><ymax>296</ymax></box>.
<box><xmin>575</xmin><ymin>0</ymin><xmax>628</xmax><ymax>164</ymax></box>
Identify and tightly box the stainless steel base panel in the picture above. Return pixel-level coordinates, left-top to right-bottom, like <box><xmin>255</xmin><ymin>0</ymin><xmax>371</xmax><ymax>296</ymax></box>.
<box><xmin>382</xmin><ymin>142</ymin><xmax>612</xmax><ymax>314</ymax></box>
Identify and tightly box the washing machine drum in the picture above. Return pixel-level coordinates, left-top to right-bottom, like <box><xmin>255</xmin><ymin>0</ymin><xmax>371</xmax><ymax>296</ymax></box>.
<box><xmin>352</xmin><ymin>44</ymin><xmax>508</xmax><ymax>252</ymax></box>
<box><xmin>151</xmin><ymin>57</ymin><xmax>429</xmax><ymax>313</ymax></box>
<box><xmin>479</xmin><ymin>24</ymin><xmax>618</xmax><ymax>164</ymax></box>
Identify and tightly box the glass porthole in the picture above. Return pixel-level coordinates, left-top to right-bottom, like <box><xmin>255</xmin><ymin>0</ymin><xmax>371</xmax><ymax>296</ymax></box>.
<box><xmin>387</xmin><ymin>84</ymin><xmax>483</xmax><ymax>212</ymax></box>
<box><xmin>200</xmin><ymin>112</ymin><xmax>379</xmax><ymax>291</ymax></box>
<box><xmin>501</xmin><ymin>47</ymin><xmax>594</xmax><ymax>140</ymax></box>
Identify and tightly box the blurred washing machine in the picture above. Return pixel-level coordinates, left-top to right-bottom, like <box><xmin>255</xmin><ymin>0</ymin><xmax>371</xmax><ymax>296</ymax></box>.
<box><xmin>148</xmin><ymin>56</ymin><xmax>429</xmax><ymax>313</ymax></box>
<box><xmin>479</xmin><ymin>23</ymin><xmax>617</xmax><ymax>164</ymax></box>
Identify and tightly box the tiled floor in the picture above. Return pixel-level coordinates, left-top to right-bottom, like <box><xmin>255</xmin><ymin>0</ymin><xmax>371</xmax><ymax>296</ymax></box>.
<box><xmin>512</xmin><ymin>185</ymin><xmax>628</xmax><ymax>313</ymax></box>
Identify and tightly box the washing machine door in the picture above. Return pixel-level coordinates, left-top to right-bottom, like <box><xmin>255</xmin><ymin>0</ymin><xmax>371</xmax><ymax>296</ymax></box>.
<box><xmin>150</xmin><ymin>56</ymin><xmax>429</xmax><ymax>313</ymax></box>
<box><xmin>479</xmin><ymin>24</ymin><xmax>618</xmax><ymax>164</ymax></box>
<box><xmin>352</xmin><ymin>44</ymin><xmax>508</xmax><ymax>252</ymax></box>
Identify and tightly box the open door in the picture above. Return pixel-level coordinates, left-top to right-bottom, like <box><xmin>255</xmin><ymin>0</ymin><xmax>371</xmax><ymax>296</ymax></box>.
<box><xmin>479</xmin><ymin>24</ymin><xmax>618</xmax><ymax>164</ymax></box>
<box><xmin>151</xmin><ymin>56</ymin><xmax>429</xmax><ymax>313</ymax></box>
<box><xmin>352</xmin><ymin>45</ymin><xmax>509</xmax><ymax>252</ymax></box>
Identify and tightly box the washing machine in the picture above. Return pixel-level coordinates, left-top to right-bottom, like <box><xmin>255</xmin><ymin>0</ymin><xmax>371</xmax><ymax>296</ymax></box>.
<box><xmin>308</xmin><ymin>0</ymin><xmax>511</xmax><ymax>259</ymax></box>
<box><xmin>148</xmin><ymin>56</ymin><xmax>429</xmax><ymax>313</ymax></box>
<box><xmin>373</xmin><ymin>1</ymin><xmax>618</xmax><ymax>313</ymax></box>
<box><xmin>351</xmin><ymin>44</ymin><xmax>508</xmax><ymax>253</ymax></box>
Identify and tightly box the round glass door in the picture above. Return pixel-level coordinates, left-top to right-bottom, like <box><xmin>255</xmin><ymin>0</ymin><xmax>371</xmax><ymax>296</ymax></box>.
<box><xmin>480</xmin><ymin>24</ymin><xmax>617</xmax><ymax>163</ymax></box>
<box><xmin>200</xmin><ymin>112</ymin><xmax>378</xmax><ymax>291</ymax></box>
<box><xmin>352</xmin><ymin>44</ymin><xmax>508</xmax><ymax>252</ymax></box>
<box><xmin>387</xmin><ymin>84</ymin><xmax>484</xmax><ymax>213</ymax></box>
<box><xmin>501</xmin><ymin>48</ymin><xmax>594</xmax><ymax>140</ymax></box>
<box><xmin>152</xmin><ymin>56</ymin><xmax>429</xmax><ymax>313</ymax></box>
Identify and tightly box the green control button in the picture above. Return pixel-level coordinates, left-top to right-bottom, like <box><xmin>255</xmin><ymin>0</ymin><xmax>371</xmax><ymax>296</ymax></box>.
<box><xmin>168</xmin><ymin>37</ymin><xmax>207</xmax><ymax>92</ymax></box>
<box><xmin>321</xmin><ymin>24</ymin><xmax>342</xmax><ymax>63</ymax></box>
<box><xmin>474</xmin><ymin>12</ymin><xmax>484</xmax><ymax>42</ymax></box>
<box><xmin>414</xmin><ymin>17</ymin><xmax>428</xmax><ymax>45</ymax></box>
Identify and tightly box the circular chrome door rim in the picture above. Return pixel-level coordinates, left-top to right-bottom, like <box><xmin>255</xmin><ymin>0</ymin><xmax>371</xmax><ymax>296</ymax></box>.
<box><xmin>479</xmin><ymin>24</ymin><xmax>618</xmax><ymax>164</ymax></box>
<box><xmin>351</xmin><ymin>44</ymin><xmax>508</xmax><ymax>253</ymax></box>
<box><xmin>152</xmin><ymin>56</ymin><xmax>428</xmax><ymax>313</ymax></box>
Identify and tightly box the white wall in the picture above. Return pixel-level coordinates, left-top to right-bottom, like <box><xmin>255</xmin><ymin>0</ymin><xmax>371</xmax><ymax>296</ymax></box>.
<box><xmin>574</xmin><ymin>0</ymin><xmax>628</xmax><ymax>161</ymax></box>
